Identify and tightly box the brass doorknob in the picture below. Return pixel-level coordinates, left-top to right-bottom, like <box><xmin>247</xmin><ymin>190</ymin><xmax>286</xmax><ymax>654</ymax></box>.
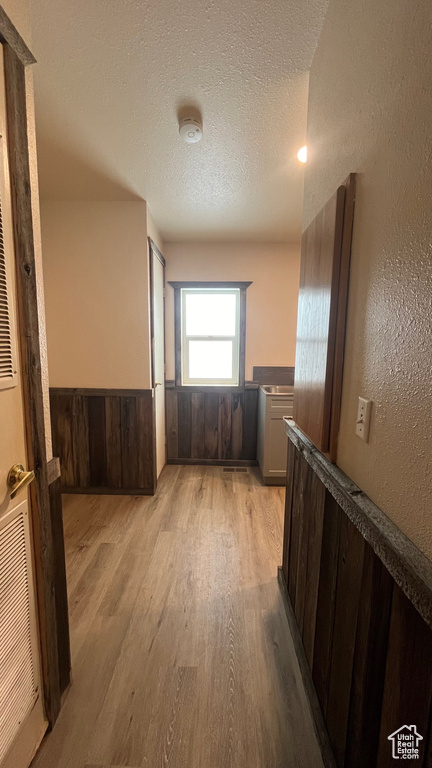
<box><xmin>7</xmin><ymin>464</ymin><xmax>35</xmax><ymax>500</ymax></box>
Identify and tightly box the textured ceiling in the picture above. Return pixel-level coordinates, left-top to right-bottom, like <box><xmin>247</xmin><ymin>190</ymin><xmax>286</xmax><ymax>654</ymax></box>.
<box><xmin>29</xmin><ymin>0</ymin><xmax>328</xmax><ymax>242</ymax></box>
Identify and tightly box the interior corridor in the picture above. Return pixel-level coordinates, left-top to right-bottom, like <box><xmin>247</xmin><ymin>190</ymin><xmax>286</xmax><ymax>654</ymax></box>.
<box><xmin>32</xmin><ymin>466</ymin><xmax>323</xmax><ymax>768</ymax></box>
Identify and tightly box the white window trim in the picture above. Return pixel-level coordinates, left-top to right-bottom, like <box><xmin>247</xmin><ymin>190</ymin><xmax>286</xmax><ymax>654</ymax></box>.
<box><xmin>181</xmin><ymin>287</ymin><xmax>241</xmax><ymax>386</ymax></box>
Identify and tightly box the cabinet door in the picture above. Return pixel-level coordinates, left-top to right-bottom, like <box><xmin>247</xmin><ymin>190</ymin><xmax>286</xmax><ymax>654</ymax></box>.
<box><xmin>294</xmin><ymin>174</ymin><xmax>355</xmax><ymax>460</ymax></box>
<box><xmin>266</xmin><ymin>415</ymin><xmax>288</xmax><ymax>475</ymax></box>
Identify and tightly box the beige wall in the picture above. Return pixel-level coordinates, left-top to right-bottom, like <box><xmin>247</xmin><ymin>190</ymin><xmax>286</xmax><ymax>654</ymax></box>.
<box><xmin>164</xmin><ymin>242</ymin><xmax>300</xmax><ymax>382</ymax></box>
<box><xmin>41</xmin><ymin>201</ymin><xmax>152</xmax><ymax>389</ymax></box>
<box><xmin>147</xmin><ymin>207</ymin><xmax>164</xmax><ymax>255</ymax></box>
<box><xmin>304</xmin><ymin>0</ymin><xmax>432</xmax><ymax>556</ymax></box>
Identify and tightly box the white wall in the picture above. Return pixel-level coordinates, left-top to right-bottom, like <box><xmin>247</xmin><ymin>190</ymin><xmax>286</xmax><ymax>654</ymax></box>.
<box><xmin>304</xmin><ymin>0</ymin><xmax>432</xmax><ymax>557</ymax></box>
<box><xmin>164</xmin><ymin>242</ymin><xmax>300</xmax><ymax>381</ymax></box>
<box><xmin>41</xmin><ymin>201</ymin><xmax>152</xmax><ymax>389</ymax></box>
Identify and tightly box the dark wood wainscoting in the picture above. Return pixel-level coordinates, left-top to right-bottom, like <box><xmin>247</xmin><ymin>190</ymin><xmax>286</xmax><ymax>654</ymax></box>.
<box><xmin>281</xmin><ymin>421</ymin><xmax>432</xmax><ymax>768</ymax></box>
<box><xmin>166</xmin><ymin>385</ymin><xmax>258</xmax><ymax>464</ymax></box>
<box><xmin>252</xmin><ymin>365</ymin><xmax>295</xmax><ymax>386</ymax></box>
<box><xmin>50</xmin><ymin>388</ymin><xmax>155</xmax><ymax>494</ymax></box>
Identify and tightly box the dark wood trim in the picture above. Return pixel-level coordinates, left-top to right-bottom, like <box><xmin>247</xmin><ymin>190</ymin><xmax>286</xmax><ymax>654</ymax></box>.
<box><xmin>166</xmin><ymin>382</ymin><xmax>258</xmax><ymax>394</ymax></box>
<box><xmin>173</xmin><ymin>283</ymin><xmax>182</xmax><ymax>387</ymax></box>
<box><xmin>285</xmin><ymin>418</ymin><xmax>432</xmax><ymax>629</ymax></box>
<box><xmin>4</xmin><ymin>44</ymin><xmax>61</xmax><ymax>723</ymax></box>
<box><xmin>278</xmin><ymin>568</ymin><xmax>337</xmax><ymax>768</ymax></box>
<box><xmin>47</xmin><ymin>456</ymin><xmax>61</xmax><ymax>485</ymax></box>
<box><xmin>238</xmin><ymin>285</ymin><xmax>247</xmax><ymax>387</ymax></box>
<box><xmin>328</xmin><ymin>173</ymin><xmax>356</xmax><ymax>461</ymax></box>
<box><xmin>168</xmin><ymin>281</ymin><xmax>252</xmax><ymax>387</ymax></box>
<box><xmin>49</xmin><ymin>387</ymin><xmax>151</xmax><ymax>398</ymax></box>
<box><xmin>148</xmin><ymin>237</ymin><xmax>166</xmax><ymax>488</ymax></box>
<box><xmin>148</xmin><ymin>237</ymin><xmax>166</xmax><ymax>267</ymax></box>
<box><xmin>252</xmin><ymin>365</ymin><xmax>295</xmax><ymax>386</ymax></box>
<box><xmin>61</xmin><ymin>486</ymin><xmax>155</xmax><ymax>496</ymax></box>
<box><xmin>167</xmin><ymin>458</ymin><xmax>258</xmax><ymax>467</ymax></box>
<box><xmin>0</xmin><ymin>7</ymin><xmax>35</xmax><ymax>66</ymax></box>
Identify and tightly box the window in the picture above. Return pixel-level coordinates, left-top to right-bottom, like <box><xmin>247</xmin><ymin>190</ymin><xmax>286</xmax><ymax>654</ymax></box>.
<box><xmin>170</xmin><ymin>281</ymin><xmax>251</xmax><ymax>387</ymax></box>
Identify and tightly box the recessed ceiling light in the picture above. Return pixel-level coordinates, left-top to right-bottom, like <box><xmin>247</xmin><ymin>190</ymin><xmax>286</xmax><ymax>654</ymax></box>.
<box><xmin>297</xmin><ymin>145</ymin><xmax>307</xmax><ymax>163</ymax></box>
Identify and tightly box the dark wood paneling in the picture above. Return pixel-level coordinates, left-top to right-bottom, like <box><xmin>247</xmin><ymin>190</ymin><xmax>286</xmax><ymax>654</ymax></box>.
<box><xmin>166</xmin><ymin>386</ymin><xmax>258</xmax><ymax>464</ymax></box>
<box><xmin>377</xmin><ymin>584</ymin><xmax>432</xmax><ymax>767</ymax></box>
<box><xmin>326</xmin><ymin>515</ymin><xmax>365</xmax><ymax>766</ymax></box>
<box><xmin>105</xmin><ymin>396</ymin><xmax>122</xmax><ymax>488</ymax></box>
<box><xmin>312</xmin><ymin>494</ymin><xmax>341</xmax><ymax>717</ymax></box>
<box><xmin>218</xmin><ymin>393</ymin><xmax>232</xmax><ymax>459</ymax></box>
<box><xmin>301</xmin><ymin>470</ymin><xmax>326</xmax><ymax>668</ymax></box>
<box><xmin>281</xmin><ymin>419</ymin><xmax>432</xmax><ymax>768</ymax></box>
<box><xmin>241</xmin><ymin>388</ymin><xmax>258</xmax><ymax>461</ymax></box>
<box><xmin>191</xmin><ymin>393</ymin><xmax>205</xmax><ymax>459</ymax></box>
<box><xmin>177</xmin><ymin>392</ymin><xmax>192</xmax><ymax>459</ymax></box>
<box><xmin>50</xmin><ymin>388</ymin><xmax>155</xmax><ymax>494</ymax></box>
<box><xmin>344</xmin><ymin>544</ymin><xmax>393</xmax><ymax>768</ymax></box>
<box><xmin>291</xmin><ymin>453</ymin><xmax>310</xmax><ymax>626</ymax></box>
<box><xmin>136</xmin><ymin>394</ymin><xmax>155</xmax><ymax>490</ymax></box>
<box><xmin>253</xmin><ymin>366</ymin><xmax>295</xmax><ymax>386</ymax></box>
<box><xmin>282</xmin><ymin>438</ymin><xmax>295</xmax><ymax>584</ymax></box>
<box><xmin>120</xmin><ymin>396</ymin><xmax>138</xmax><ymax>489</ymax></box>
<box><xmin>231</xmin><ymin>393</ymin><xmax>243</xmax><ymax>460</ymax></box>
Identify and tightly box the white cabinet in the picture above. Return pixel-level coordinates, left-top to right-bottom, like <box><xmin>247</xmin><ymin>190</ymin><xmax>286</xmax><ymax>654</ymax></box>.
<box><xmin>257</xmin><ymin>387</ymin><xmax>294</xmax><ymax>485</ymax></box>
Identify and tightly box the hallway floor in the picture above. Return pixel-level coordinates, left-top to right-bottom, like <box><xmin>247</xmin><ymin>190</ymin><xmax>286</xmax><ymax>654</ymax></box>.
<box><xmin>32</xmin><ymin>466</ymin><xmax>324</xmax><ymax>768</ymax></box>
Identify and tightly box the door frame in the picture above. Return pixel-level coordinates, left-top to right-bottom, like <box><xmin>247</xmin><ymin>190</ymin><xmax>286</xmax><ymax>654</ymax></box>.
<box><xmin>0</xmin><ymin>10</ymin><xmax>63</xmax><ymax>725</ymax></box>
<box><xmin>148</xmin><ymin>237</ymin><xmax>166</xmax><ymax>487</ymax></box>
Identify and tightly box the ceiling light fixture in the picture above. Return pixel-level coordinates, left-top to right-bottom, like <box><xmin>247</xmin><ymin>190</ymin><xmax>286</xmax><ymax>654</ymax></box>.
<box><xmin>297</xmin><ymin>145</ymin><xmax>307</xmax><ymax>163</ymax></box>
<box><xmin>179</xmin><ymin>117</ymin><xmax>203</xmax><ymax>144</ymax></box>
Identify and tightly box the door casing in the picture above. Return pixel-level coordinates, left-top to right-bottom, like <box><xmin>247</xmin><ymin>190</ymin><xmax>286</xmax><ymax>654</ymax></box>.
<box><xmin>149</xmin><ymin>237</ymin><xmax>166</xmax><ymax>486</ymax></box>
<box><xmin>0</xmin><ymin>10</ymin><xmax>67</xmax><ymax>727</ymax></box>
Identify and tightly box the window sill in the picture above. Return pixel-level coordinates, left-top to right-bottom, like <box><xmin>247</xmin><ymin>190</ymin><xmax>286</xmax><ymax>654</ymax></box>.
<box><xmin>165</xmin><ymin>380</ymin><xmax>258</xmax><ymax>393</ymax></box>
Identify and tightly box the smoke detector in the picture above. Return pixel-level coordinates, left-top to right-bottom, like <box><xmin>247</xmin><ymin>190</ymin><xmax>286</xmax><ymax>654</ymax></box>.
<box><xmin>179</xmin><ymin>117</ymin><xmax>203</xmax><ymax>144</ymax></box>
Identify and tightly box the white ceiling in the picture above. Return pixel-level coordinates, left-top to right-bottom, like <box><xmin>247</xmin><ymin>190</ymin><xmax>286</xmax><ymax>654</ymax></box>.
<box><xmin>29</xmin><ymin>0</ymin><xmax>328</xmax><ymax>242</ymax></box>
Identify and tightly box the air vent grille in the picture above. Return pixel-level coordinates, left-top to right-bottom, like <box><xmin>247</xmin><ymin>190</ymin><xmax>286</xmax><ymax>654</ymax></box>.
<box><xmin>0</xmin><ymin>510</ymin><xmax>37</xmax><ymax>762</ymax></box>
<box><xmin>0</xmin><ymin>187</ymin><xmax>15</xmax><ymax>387</ymax></box>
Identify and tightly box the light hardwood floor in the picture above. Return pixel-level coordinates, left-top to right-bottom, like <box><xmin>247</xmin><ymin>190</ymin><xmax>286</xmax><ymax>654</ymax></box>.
<box><xmin>32</xmin><ymin>465</ymin><xmax>324</xmax><ymax>768</ymax></box>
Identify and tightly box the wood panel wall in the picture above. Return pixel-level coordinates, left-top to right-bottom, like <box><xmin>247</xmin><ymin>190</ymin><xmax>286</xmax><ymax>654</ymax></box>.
<box><xmin>50</xmin><ymin>388</ymin><xmax>155</xmax><ymax>494</ymax></box>
<box><xmin>281</xmin><ymin>426</ymin><xmax>432</xmax><ymax>768</ymax></box>
<box><xmin>294</xmin><ymin>174</ymin><xmax>355</xmax><ymax>461</ymax></box>
<box><xmin>252</xmin><ymin>366</ymin><xmax>295</xmax><ymax>386</ymax></box>
<box><xmin>165</xmin><ymin>385</ymin><xmax>258</xmax><ymax>464</ymax></box>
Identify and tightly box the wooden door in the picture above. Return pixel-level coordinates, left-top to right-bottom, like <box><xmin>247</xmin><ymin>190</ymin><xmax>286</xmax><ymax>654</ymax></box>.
<box><xmin>0</xmin><ymin>47</ymin><xmax>47</xmax><ymax>768</ymax></box>
<box><xmin>293</xmin><ymin>174</ymin><xmax>355</xmax><ymax>460</ymax></box>
<box><xmin>149</xmin><ymin>239</ymin><xmax>166</xmax><ymax>481</ymax></box>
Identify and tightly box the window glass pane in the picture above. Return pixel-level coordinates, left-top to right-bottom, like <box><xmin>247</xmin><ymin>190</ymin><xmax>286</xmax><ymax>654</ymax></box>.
<box><xmin>188</xmin><ymin>340</ymin><xmax>233</xmax><ymax>380</ymax></box>
<box><xmin>185</xmin><ymin>292</ymin><xmax>237</xmax><ymax>336</ymax></box>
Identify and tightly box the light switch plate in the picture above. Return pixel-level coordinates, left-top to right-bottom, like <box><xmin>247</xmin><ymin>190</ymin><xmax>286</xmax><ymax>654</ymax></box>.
<box><xmin>356</xmin><ymin>397</ymin><xmax>372</xmax><ymax>441</ymax></box>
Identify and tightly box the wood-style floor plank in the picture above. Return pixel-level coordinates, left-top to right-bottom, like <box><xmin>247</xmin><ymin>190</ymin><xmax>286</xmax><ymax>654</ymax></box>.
<box><xmin>32</xmin><ymin>466</ymin><xmax>324</xmax><ymax>768</ymax></box>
